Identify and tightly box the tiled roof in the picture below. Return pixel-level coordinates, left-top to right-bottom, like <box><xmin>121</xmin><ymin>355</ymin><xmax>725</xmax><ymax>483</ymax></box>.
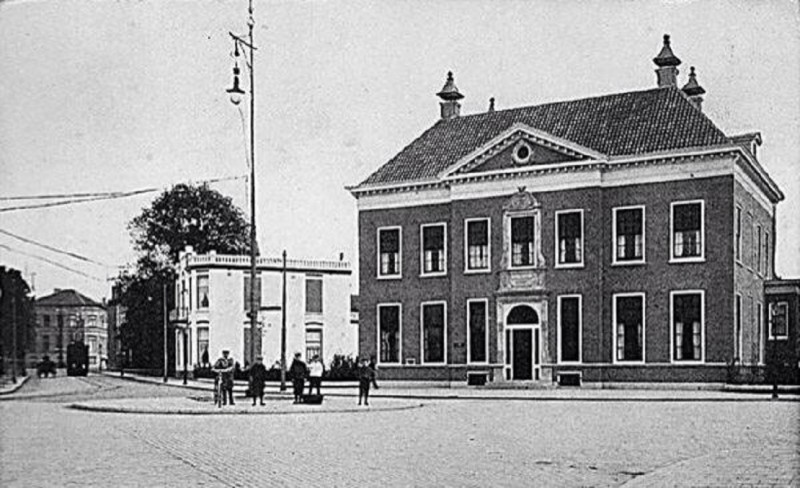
<box><xmin>36</xmin><ymin>289</ymin><xmax>105</xmax><ymax>308</ymax></box>
<box><xmin>358</xmin><ymin>87</ymin><xmax>730</xmax><ymax>187</ymax></box>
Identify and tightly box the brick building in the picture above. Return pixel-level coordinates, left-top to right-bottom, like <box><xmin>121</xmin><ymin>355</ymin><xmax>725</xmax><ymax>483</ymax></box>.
<box><xmin>30</xmin><ymin>289</ymin><xmax>108</xmax><ymax>369</ymax></box>
<box><xmin>348</xmin><ymin>35</ymin><xmax>784</xmax><ymax>384</ymax></box>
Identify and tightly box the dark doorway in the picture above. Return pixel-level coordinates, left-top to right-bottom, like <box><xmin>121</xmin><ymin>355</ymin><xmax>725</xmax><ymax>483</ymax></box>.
<box><xmin>512</xmin><ymin>329</ymin><xmax>533</xmax><ymax>380</ymax></box>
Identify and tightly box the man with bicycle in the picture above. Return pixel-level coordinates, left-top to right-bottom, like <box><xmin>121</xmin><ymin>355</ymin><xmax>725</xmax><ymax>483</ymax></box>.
<box><xmin>212</xmin><ymin>349</ymin><xmax>236</xmax><ymax>406</ymax></box>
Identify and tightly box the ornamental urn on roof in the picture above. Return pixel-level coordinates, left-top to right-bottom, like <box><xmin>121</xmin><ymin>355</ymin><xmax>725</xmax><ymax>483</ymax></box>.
<box><xmin>653</xmin><ymin>34</ymin><xmax>681</xmax><ymax>67</ymax></box>
<box><xmin>436</xmin><ymin>71</ymin><xmax>464</xmax><ymax>101</ymax></box>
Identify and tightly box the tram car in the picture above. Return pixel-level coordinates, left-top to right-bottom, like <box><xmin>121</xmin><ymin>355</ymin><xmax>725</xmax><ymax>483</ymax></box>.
<box><xmin>66</xmin><ymin>341</ymin><xmax>90</xmax><ymax>376</ymax></box>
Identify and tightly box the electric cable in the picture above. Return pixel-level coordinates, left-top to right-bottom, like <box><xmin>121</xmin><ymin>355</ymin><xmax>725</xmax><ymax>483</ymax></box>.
<box><xmin>0</xmin><ymin>228</ymin><xmax>116</xmax><ymax>268</ymax></box>
<box><xmin>0</xmin><ymin>244</ymin><xmax>105</xmax><ymax>282</ymax></box>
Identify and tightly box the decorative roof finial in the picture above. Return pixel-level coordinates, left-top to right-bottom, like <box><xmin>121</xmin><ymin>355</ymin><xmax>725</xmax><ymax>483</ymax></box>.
<box><xmin>681</xmin><ymin>66</ymin><xmax>706</xmax><ymax>96</ymax></box>
<box><xmin>437</xmin><ymin>71</ymin><xmax>464</xmax><ymax>101</ymax></box>
<box><xmin>653</xmin><ymin>33</ymin><xmax>682</xmax><ymax>67</ymax></box>
<box><xmin>488</xmin><ymin>97</ymin><xmax>495</xmax><ymax>112</ymax></box>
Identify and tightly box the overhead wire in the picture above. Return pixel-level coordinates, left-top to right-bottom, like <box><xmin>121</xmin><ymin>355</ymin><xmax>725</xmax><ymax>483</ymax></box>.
<box><xmin>0</xmin><ymin>228</ymin><xmax>117</xmax><ymax>268</ymax></box>
<box><xmin>0</xmin><ymin>244</ymin><xmax>106</xmax><ymax>282</ymax></box>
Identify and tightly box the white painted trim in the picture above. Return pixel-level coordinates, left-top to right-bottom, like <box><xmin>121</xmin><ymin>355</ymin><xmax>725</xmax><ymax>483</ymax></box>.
<box><xmin>376</xmin><ymin>226</ymin><xmax>402</xmax><ymax>280</ymax></box>
<box><xmin>419</xmin><ymin>222</ymin><xmax>448</xmax><ymax>278</ymax></box>
<box><xmin>757</xmin><ymin>302</ymin><xmax>764</xmax><ymax>366</ymax></box>
<box><xmin>734</xmin><ymin>206</ymin><xmax>743</xmax><ymax>265</ymax></box>
<box><xmin>669</xmin><ymin>290</ymin><xmax>706</xmax><ymax>364</ymax></box>
<box><xmin>735</xmin><ymin>294</ymin><xmax>743</xmax><ymax>359</ymax></box>
<box><xmin>376</xmin><ymin>302</ymin><xmax>402</xmax><ymax>365</ymax></box>
<box><xmin>755</xmin><ymin>224</ymin><xmax>763</xmax><ymax>276</ymax></box>
<box><xmin>669</xmin><ymin>200</ymin><xmax>706</xmax><ymax>264</ymax></box>
<box><xmin>464</xmin><ymin>217</ymin><xmax>492</xmax><ymax>274</ymax></box>
<box><xmin>557</xmin><ymin>294</ymin><xmax>582</xmax><ymax>364</ymax></box>
<box><xmin>734</xmin><ymin>164</ymin><xmax>775</xmax><ymax>215</ymax></box>
<box><xmin>420</xmin><ymin>301</ymin><xmax>447</xmax><ymax>365</ymax></box>
<box><xmin>466</xmin><ymin>298</ymin><xmax>489</xmax><ymax>365</ymax></box>
<box><xmin>611</xmin><ymin>205</ymin><xmax>646</xmax><ymax>266</ymax></box>
<box><xmin>507</xmin><ymin>212</ymin><xmax>539</xmax><ymax>270</ymax></box>
<box><xmin>612</xmin><ymin>292</ymin><xmax>646</xmax><ymax>364</ymax></box>
<box><xmin>768</xmin><ymin>301</ymin><xmax>789</xmax><ymax>340</ymax></box>
<box><xmin>554</xmin><ymin>209</ymin><xmax>585</xmax><ymax>268</ymax></box>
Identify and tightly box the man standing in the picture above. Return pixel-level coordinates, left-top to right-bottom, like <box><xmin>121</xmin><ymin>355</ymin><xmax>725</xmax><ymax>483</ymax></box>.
<box><xmin>307</xmin><ymin>354</ymin><xmax>324</xmax><ymax>396</ymax></box>
<box><xmin>249</xmin><ymin>355</ymin><xmax>268</xmax><ymax>406</ymax></box>
<box><xmin>358</xmin><ymin>357</ymin><xmax>378</xmax><ymax>406</ymax></box>
<box><xmin>288</xmin><ymin>352</ymin><xmax>307</xmax><ymax>404</ymax></box>
<box><xmin>212</xmin><ymin>349</ymin><xmax>235</xmax><ymax>406</ymax></box>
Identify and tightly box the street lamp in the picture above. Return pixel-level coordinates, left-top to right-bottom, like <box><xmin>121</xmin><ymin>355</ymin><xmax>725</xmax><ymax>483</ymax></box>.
<box><xmin>227</xmin><ymin>0</ymin><xmax>259</xmax><ymax>367</ymax></box>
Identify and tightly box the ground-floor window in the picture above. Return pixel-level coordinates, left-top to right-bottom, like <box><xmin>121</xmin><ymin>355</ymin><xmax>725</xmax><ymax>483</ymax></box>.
<box><xmin>769</xmin><ymin>302</ymin><xmax>788</xmax><ymax>339</ymax></box>
<box><xmin>197</xmin><ymin>326</ymin><xmax>209</xmax><ymax>365</ymax></box>
<box><xmin>305</xmin><ymin>329</ymin><xmax>322</xmax><ymax>360</ymax></box>
<box><xmin>614</xmin><ymin>294</ymin><xmax>644</xmax><ymax>362</ymax></box>
<box><xmin>422</xmin><ymin>302</ymin><xmax>446</xmax><ymax>363</ymax></box>
<box><xmin>671</xmin><ymin>291</ymin><xmax>703</xmax><ymax>362</ymax></box>
<box><xmin>467</xmin><ymin>299</ymin><xmax>488</xmax><ymax>363</ymax></box>
<box><xmin>558</xmin><ymin>295</ymin><xmax>581</xmax><ymax>363</ymax></box>
<box><xmin>378</xmin><ymin>304</ymin><xmax>401</xmax><ymax>363</ymax></box>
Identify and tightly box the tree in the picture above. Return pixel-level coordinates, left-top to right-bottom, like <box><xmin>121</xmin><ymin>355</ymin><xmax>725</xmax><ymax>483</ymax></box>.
<box><xmin>117</xmin><ymin>183</ymin><xmax>251</xmax><ymax>370</ymax></box>
<box><xmin>0</xmin><ymin>267</ymin><xmax>34</xmax><ymax>378</ymax></box>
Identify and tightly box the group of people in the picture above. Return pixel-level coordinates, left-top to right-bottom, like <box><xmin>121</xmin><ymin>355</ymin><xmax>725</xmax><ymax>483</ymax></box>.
<box><xmin>212</xmin><ymin>350</ymin><xmax>379</xmax><ymax>407</ymax></box>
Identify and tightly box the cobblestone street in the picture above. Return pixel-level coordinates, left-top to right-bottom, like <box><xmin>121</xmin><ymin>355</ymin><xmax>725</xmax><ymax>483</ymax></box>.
<box><xmin>1</xmin><ymin>375</ymin><xmax>798</xmax><ymax>487</ymax></box>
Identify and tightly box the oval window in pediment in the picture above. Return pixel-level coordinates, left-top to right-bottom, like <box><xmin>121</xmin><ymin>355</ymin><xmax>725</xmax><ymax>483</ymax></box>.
<box><xmin>512</xmin><ymin>140</ymin><xmax>533</xmax><ymax>165</ymax></box>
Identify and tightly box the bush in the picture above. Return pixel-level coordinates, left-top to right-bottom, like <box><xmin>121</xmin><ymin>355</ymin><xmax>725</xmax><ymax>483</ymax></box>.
<box><xmin>325</xmin><ymin>354</ymin><xmax>358</xmax><ymax>381</ymax></box>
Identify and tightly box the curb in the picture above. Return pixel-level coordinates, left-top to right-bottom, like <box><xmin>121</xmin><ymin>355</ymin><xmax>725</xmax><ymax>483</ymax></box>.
<box><xmin>0</xmin><ymin>375</ymin><xmax>30</xmax><ymax>396</ymax></box>
<box><xmin>67</xmin><ymin>401</ymin><xmax>425</xmax><ymax>416</ymax></box>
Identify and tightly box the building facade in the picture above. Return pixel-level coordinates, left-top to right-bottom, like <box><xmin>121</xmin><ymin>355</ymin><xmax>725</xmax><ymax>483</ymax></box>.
<box><xmin>172</xmin><ymin>247</ymin><xmax>355</xmax><ymax>372</ymax></box>
<box><xmin>30</xmin><ymin>289</ymin><xmax>108</xmax><ymax>369</ymax></box>
<box><xmin>764</xmin><ymin>279</ymin><xmax>800</xmax><ymax>383</ymax></box>
<box><xmin>349</xmin><ymin>36</ymin><xmax>784</xmax><ymax>384</ymax></box>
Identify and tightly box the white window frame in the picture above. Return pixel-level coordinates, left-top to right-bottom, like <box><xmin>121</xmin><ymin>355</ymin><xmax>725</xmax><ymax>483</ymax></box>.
<box><xmin>554</xmin><ymin>209</ymin><xmax>584</xmax><ymax>268</ymax></box>
<box><xmin>464</xmin><ymin>218</ymin><xmax>491</xmax><ymax>274</ymax></box>
<box><xmin>768</xmin><ymin>301</ymin><xmax>789</xmax><ymax>340</ymax></box>
<box><xmin>734</xmin><ymin>294</ymin><xmax>743</xmax><ymax>359</ymax></box>
<box><xmin>420</xmin><ymin>301</ymin><xmax>447</xmax><ymax>365</ymax></box>
<box><xmin>466</xmin><ymin>298</ymin><xmax>489</xmax><ymax>364</ymax></box>
<box><xmin>669</xmin><ymin>290</ymin><xmax>705</xmax><ymax>364</ymax></box>
<box><xmin>557</xmin><ymin>294</ymin><xmax>582</xmax><ymax>364</ymax></box>
<box><xmin>749</xmin><ymin>216</ymin><xmax>756</xmax><ymax>270</ymax></box>
<box><xmin>735</xmin><ymin>206</ymin><xmax>742</xmax><ymax>264</ymax></box>
<box><xmin>304</xmin><ymin>276</ymin><xmax>323</xmax><ymax>315</ymax></box>
<box><xmin>377</xmin><ymin>226</ymin><xmax>402</xmax><ymax>280</ymax></box>
<box><xmin>419</xmin><ymin>223</ymin><xmax>447</xmax><ymax>278</ymax></box>
<box><xmin>669</xmin><ymin>200</ymin><xmax>705</xmax><ymax>263</ymax></box>
<box><xmin>377</xmin><ymin>303</ymin><xmax>402</xmax><ymax>364</ymax></box>
<box><xmin>612</xmin><ymin>205</ymin><xmax>646</xmax><ymax>266</ymax></box>
<box><xmin>196</xmin><ymin>273</ymin><xmax>210</xmax><ymax>309</ymax></box>
<box><xmin>764</xmin><ymin>232</ymin><xmax>770</xmax><ymax>278</ymax></box>
<box><xmin>756</xmin><ymin>225</ymin><xmax>763</xmax><ymax>276</ymax></box>
<box><xmin>508</xmin><ymin>212</ymin><xmax>538</xmax><ymax>270</ymax></box>
<box><xmin>612</xmin><ymin>292</ymin><xmax>646</xmax><ymax>364</ymax></box>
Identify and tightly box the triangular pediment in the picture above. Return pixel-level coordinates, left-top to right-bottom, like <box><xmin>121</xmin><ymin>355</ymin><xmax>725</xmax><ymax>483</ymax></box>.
<box><xmin>442</xmin><ymin>123</ymin><xmax>605</xmax><ymax>178</ymax></box>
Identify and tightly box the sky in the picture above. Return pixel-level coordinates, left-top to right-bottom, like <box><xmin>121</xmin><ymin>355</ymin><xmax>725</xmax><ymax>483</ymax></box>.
<box><xmin>1</xmin><ymin>0</ymin><xmax>798</xmax><ymax>301</ymax></box>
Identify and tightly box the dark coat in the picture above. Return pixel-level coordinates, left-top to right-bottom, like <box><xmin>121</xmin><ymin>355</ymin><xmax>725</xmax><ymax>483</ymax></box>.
<box><xmin>249</xmin><ymin>363</ymin><xmax>268</xmax><ymax>386</ymax></box>
<box><xmin>289</xmin><ymin>358</ymin><xmax>308</xmax><ymax>380</ymax></box>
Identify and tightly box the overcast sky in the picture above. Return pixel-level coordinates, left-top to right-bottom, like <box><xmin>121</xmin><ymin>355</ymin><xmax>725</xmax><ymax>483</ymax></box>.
<box><xmin>1</xmin><ymin>0</ymin><xmax>798</xmax><ymax>301</ymax></box>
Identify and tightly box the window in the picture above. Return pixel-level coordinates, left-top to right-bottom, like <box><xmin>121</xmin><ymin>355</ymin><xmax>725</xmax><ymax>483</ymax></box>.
<box><xmin>465</xmin><ymin>219</ymin><xmax>490</xmax><ymax>272</ymax></box>
<box><xmin>671</xmin><ymin>291</ymin><xmax>704</xmax><ymax>362</ymax></box>
<box><xmin>735</xmin><ymin>294</ymin><xmax>742</xmax><ymax>359</ymax></box>
<box><xmin>764</xmin><ymin>233</ymin><xmax>770</xmax><ymax>277</ymax></box>
<box><xmin>305</xmin><ymin>329</ymin><xmax>323</xmax><ymax>360</ymax></box>
<box><xmin>421</xmin><ymin>223</ymin><xmax>446</xmax><ymax>276</ymax></box>
<box><xmin>42</xmin><ymin>335</ymin><xmax>50</xmax><ymax>353</ymax></box>
<box><xmin>378</xmin><ymin>227</ymin><xmax>401</xmax><ymax>278</ymax></box>
<box><xmin>89</xmin><ymin>336</ymin><xmax>97</xmax><ymax>353</ymax></box>
<box><xmin>43</xmin><ymin>315</ymin><xmax>51</xmax><ymax>328</ymax></box>
<box><xmin>735</xmin><ymin>207</ymin><xmax>742</xmax><ymax>262</ymax></box>
<box><xmin>57</xmin><ymin>314</ymin><xmax>64</xmax><ymax>329</ymax></box>
<box><xmin>558</xmin><ymin>295</ymin><xmax>581</xmax><ymax>363</ymax></box>
<box><xmin>751</xmin><ymin>221</ymin><xmax>757</xmax><ymax>269</ymax></box>
<box><xmin>305</xmin><ymin>278</ymin><xmax>323</xmax><ymax>314</ymax></box>
<box><xmin>556</xmin><ymin>210</ymin><xmax>583</xmax><ymax>267</ymax></box>
<box><xmin>378</xmin><ymin>304</ymin><xmax>401</xmax><ymax>363</ymax></box>
<box><xmin>757</xmin><ymin>303</ymin><xmax>764</xmax><ymax>365</ymax></box>
<box><xmin>613</xmin><ymin>206</ymin><xmax>645</xmax><ymax>264</ymax></box>
<box><xmin>510</xmin><ymin>216</ymin><xmax>535</xmax><ymax>267</ymax></box>
<box><xmin>197</xmin><ymin>327</ymin><xmax>209</xmax><ymax>363</ymax></box>
<box><xmin>769</xmin><ymin>302</ymin><xmax>788</xmax><ymax>340</ymax></box>
<box><xmin>671</xmin><ymin>201</ymin><xmax>704</xmax><ymax>261</ymax></box>
<box><xmin>756</xmin><ymin>225</ymin><xmax>762</xmax><ymax>274</ymax></box>
<box><xmin>467</xmin><ymin>299</ymin><xmax>488</xmax><ymax>363</ymax></box>
<box><xmin>613</xmin><ymin>294</ymin><xmax>644</xmax><ymax>362</ymax></box>
<box><xmin>421</xmin><ymin>302</ymin><xmax>446</xmax><ymax>363</ymax></box>
<box><xmin>197</xmin><ymin>274</ymin><xmax>209</xmax><ymax>309</ymax></box>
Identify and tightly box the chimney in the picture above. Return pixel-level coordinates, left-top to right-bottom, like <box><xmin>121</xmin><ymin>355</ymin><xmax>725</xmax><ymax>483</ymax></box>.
<box><xmin>436</xmin><ymin>71</ymin><xmax>464</xmax><ymax>119</ymax></box>
<box><xmin>653</xmin><ymin>34</ymin><xmax>681</xmax><ymax>88</ymax></box>
<box><xmin>681</xmin><ymin>66</ymin><xmax>706</xmax><ymax>111</ymax></box>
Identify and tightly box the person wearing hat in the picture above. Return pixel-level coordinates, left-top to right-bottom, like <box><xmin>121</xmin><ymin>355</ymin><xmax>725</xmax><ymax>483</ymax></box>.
<box><xmin>212</xmin><ymin>349</ymin><xmax>236</xmax><ymax>406</ymax></box>
<box><xmin>288</xmin><ymin>352</ymin><xmax>308</xmax><ymax>403</ymax></box>
<box><xmin>248</xmin><ymin>355</ymin><xmax>268</xmax><ymax>406</ymax></box>
<box><xmin>307</xmin><ymin>354</ymin><xmax>325</xmax><ymax>396</ymax></box>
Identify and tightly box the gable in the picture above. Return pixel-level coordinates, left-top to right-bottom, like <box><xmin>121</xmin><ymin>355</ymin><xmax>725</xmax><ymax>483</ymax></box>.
<box><xmin>454</xmin><ymin>132</ymin><xmax>586</xmax><ymax>176</ymax></box>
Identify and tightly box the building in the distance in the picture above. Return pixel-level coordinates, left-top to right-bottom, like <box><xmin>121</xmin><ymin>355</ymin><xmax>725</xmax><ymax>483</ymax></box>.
<box><xmin>31</xmin><ymin>289</ymin><xmax>108</xmax><ymax>369</ymax></box>
<box><xmin>172</xmin><ymin>247</ymin><xmax>356</xmax><ymax>372</ymax></box>
<box><xmin>764</xmin><ymin>279</ymin><xmax>800</xmax><ymax>383</ymax></box>
<box><xmin>348</xmin><ymin>35</ymin><xmax>785</xmax><ymax>385</ymax></box>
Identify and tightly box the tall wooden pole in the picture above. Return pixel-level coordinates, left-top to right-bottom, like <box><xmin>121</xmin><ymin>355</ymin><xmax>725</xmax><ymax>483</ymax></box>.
<box><xmin>247</xmin><ymin>0</ymin><xmax>258</xmax><ymax>368</ymax></box>
<box><xmin>280</xmin><ymin>250</ymin><xmax>287</xmax><ymax>392</ymax></box>
<box><xmin>163</xmin><ymin>283</ymin><xmax>168</xmax><ymax>383</ymax></box>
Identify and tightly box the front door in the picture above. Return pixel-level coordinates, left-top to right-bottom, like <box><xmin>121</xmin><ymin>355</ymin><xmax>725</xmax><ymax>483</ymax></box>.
<box><xmin>512</xmin><ymin>329</ymin><xmax>533</xmax><ymax>380</ymax></box>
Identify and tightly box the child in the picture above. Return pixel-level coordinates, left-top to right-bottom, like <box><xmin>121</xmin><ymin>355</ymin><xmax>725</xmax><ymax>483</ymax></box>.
<box><xmin>358</xmin><ymin>357</ymin><xmax>378</xmax><ymax>406</ymax></box>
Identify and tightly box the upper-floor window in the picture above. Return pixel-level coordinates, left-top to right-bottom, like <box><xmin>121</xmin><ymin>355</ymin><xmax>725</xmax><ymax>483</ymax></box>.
<box><xmin>613</xmin><ymin>206</ymin><xmax>645</xmax><ymax>264</ymax></box>
<box><xmin>671</xmin><ymin>290</ymin><xmax>704</xmax><ymax>362</ymax></box>
<box><xmin>555</xmin><ymin>210</ymin><xmax>583</xmax><ymax>267</ymax></box>
<box><xmin>769</xmin><ymin>302</ymin><xmax>788</xmax><ymax>340</ymax></box>
<box><xmin>43</xmin><ymin>315</ymin><xmax>51</xmax><ymax>328</ymax></box>
<box><xmin>465</xmin><ymin>218</ymin><xmax>490</xmax><ymax>272</ymax></box>
<box><xmin>735</xmin><ymin>207</ymin><xmax>742</xmax><ymax>262</ymax></box>
<box><xmin>764</xmin><ymin>232</ymin><xmax>770</xmax><ymax>277</ymax></box>
<box><xmin>671</xmin><ymin>201</ymin><xmax>704</xmax><ymax>261</ymax></box>
<box><xmin>755</xmin><ymin>225</ymin><xmax>762</xmax><ymax>274</ymax></box>
<box><xmin>420</xmin><ymin>223</ymin><xmax>446</xmax><ymax>276</ymax></box>
<box><xmin>378</xmin><ymin>227</ymin><xmax>401</xmax><ymax>278</ymax></box>
<box><xmin>197</xmin><ymin>274</ymin><xmax>209</xmax><ymax>309</ymax></box>
<box><xmin>510</xmin><ymin>216</ymin><xmax>535</xmax><ymax>267</ymax></box>
<box><xmin>305</xmin><ymin>277</ymin><xmax>323</xmax><ymax>314</ymax></box>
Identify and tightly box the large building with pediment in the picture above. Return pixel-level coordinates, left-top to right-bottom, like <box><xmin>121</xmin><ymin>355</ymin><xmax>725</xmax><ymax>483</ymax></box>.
<box><xmin>348</xmin><ymin>35</ymin><xmax>785</xmax><ymax>385</ymax></box>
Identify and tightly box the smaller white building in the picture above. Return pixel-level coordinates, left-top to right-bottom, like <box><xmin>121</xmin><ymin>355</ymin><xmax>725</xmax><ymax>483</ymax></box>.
<box><xmin>172</xmin><ymin>247</ymin><xmax>355</xmax><ymax>372</ymax></box>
